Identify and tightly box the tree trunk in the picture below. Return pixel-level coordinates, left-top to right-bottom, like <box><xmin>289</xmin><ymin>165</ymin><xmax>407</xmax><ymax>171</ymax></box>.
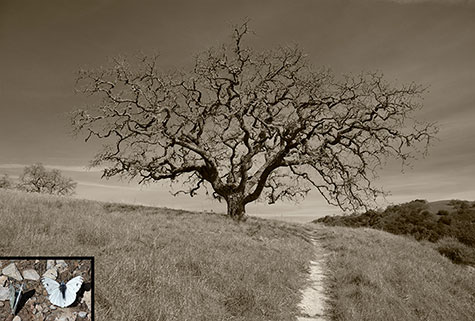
<box><xmin>226</xmin><ymin>193</ymin><xmax>246</xmax><ymax>221</ymax></box>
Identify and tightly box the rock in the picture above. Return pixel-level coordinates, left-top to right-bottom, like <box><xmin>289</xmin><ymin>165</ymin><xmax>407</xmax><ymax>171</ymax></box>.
<box><xmin>13</xmin><ymin>316</ymin><xmax>21</xmax><ymax>321</ymax></box>
<box><xmin>43</xmin><ymin>268</ymin><xmax>57</xmax><ymax>279</ymax></box>
<box><xmin>81</xmin><ymin>290</ymin><xmax>91</xmax><ymax>311</ymax></box>
<box><xmin>0</xmin><ymin>286</ymin><xmax>10</xmax><ymax>301</ymax></box>
<box><xmin>36</xmin><ymin>304</ymin><xmax>43</xmax><ymax>313</ymax></box>
<box><xmin>54</xmin><ymin>310</ymin><xmax>77</xmax><ymax>321</ymax></box>
<box><xmin>2</xmin><ymin>263</ymin><xmax>23</xmax><ymax>281</ymax></box>
<box><xmin>23</xmin><ymin>269</ymin><xmax>40</xmax><ymax>281</ymax></box>
<box><xmin>78</xmin><ymin>311</ymin><xmax>87</xmax><ymax>318</ymax></box>
<box><xmin>0</xmin><ymin>301</ymin><xmax>3</xmax><ymax>307</ymax></box>
<box><xmin>46</xmin><ymin>260</ymin><xmax>55</xmax><ymax>270</ymax></box>
<box><xmin>50</xmin><ymin>304</ymin><xmax>56</xmax><ymax>310</ymax></box>
<box><xmin>55</xmin><ymin>260</ymin><xmax>67</xmax><ymax>269</ymax></box>
<box><xmin>0</xmin><ymin>275</ymin><xmax>7</xmax><ymax>286</ymax></box>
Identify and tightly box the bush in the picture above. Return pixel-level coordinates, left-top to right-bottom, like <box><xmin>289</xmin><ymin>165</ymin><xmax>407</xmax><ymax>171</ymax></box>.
<box><xmin>0</xmin><ymin>174</ymin><xmax>13</xmax><ymax>189</ymax></box>
<box><xmin>435</xmin><ymin>237</ymin><xmax>475</xmax><ymax>266</ymax></box>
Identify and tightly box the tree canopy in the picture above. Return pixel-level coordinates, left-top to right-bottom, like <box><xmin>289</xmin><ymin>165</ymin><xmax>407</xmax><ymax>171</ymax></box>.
<box><xmin>17</xmin><ymin>163</ymin><xmax>77</xmax><ymax>196</ymax></box>
<box><xmin>72</xmin><ymin>23</ymin><xmax>437</xmax><ymax>220</ymax></box>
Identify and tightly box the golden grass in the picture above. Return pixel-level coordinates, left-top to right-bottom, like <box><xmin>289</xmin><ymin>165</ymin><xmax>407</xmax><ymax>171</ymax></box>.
<box><xmin>0</xmin><ymin>189</ymin><xmax>314</xmax><ymax>320</ymax></box>
<box><xmin>313</xmin><ymin>224</ymin><xmax>475</xmax><ymax>321</ymax></box>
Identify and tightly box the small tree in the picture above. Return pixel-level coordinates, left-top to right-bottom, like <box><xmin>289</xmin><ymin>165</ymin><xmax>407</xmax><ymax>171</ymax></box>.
<box><xmin>0</xmin><ymin>174</ymin><xmax>13</xmax><ymax>189</ymax></box>
<box><xmin>17</xmin><ymin>163</ymin><xmax>77</xmax><ymax>196</ymax></box>
<box><xmin>72</xmin><ymin>23</ymin><xmax>437</xmax><ymax>220</ymax></box>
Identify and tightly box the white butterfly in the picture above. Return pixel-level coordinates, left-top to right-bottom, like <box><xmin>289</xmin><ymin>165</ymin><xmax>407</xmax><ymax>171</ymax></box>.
<box><xmin>42</xmin><ymin>275</ymin><xmax>84</xmax><ymax>308</ymax></box>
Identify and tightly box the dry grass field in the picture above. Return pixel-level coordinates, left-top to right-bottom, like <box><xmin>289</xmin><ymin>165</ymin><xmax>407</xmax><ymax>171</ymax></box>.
<box><xmin>0</xmin><ymin>189</ymin><xmax>314</xmax><ymax>321</ymax></box>
<box><xmin>314</xmin><ymin>224</ymin><xmax>475</xmax><ymax>321</ymax></box>
<box><xmin>2</xmin><ymin>188</ymin><xmax>475</xmax><ymax>321</ymax></box>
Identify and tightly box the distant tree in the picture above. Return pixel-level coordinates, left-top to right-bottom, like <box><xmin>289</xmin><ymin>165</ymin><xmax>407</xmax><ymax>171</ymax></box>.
<box><xmin>0</xmin><ymin>174</ymin><xmax>13</xmax><ymax>189</ymax></box>
<box><xmin>449</xmin><ymin>200</ymin><xmax>470</xmax><ymax>210</ymax></box>
<box><xmin>72</xmin><ymin>22</ymin><xmax>437</xmax><ymax>220</ymax></box>
<box><xmin>17</xmin><ymin>163</ymin><xmax>77</xmax><ymax>196</ymax></box>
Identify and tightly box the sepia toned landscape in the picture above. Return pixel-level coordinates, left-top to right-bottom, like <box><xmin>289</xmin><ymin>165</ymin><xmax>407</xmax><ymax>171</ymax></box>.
<box><xmin>1</xmin><ymin>0</ymin><xmax>474</xmax><ymax>320</ymax></box>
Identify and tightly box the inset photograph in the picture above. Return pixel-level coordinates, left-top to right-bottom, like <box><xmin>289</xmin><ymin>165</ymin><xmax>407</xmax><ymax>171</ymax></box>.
<box><xmin>0</xmin><ymin>257</ymin><xmax>93</xmax><ymax>321</ymax></box>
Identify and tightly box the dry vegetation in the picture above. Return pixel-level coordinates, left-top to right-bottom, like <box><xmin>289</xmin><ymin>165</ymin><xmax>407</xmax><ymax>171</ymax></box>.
<box><xmin>314</xmin><ymin>224</ymin><xmax>475</xmax><ymax>321</ymax></box>
<box><xmin>0</xmin><ymin>189</ymin><xmax>314</xmax><ymax>321</ymax></box>
<box><xmin>3</xmin><ymin>188</ymin><xmax>475</xmax><ymax>321</ymax></box>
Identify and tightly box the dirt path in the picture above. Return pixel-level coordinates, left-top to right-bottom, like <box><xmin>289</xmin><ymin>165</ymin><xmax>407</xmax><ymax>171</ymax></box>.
<box><xmin>296</xmin><ymin>231</ymin><xmax>328</xmax><ymax>321</ymax></box>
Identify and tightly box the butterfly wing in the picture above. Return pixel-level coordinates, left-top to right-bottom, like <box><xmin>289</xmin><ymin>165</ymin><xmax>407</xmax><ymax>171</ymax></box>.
<box><xmin>42</xmin><ymin>277</ymin><xmax>59</xmax><ymax>295</ymax></box>
<box><xmin>9</xmin><ymin>284</ymin><xmax>15</xmax><ymax>312</ymax></box>
<box><xmin>8</xmin><ymin>283</ymin><xmax>23</xmax><ymax>315</ymax></box>
<box><xmin>49</xmin><ymin>285</ymin><xmax>67</xmax><ymax>308</ymax></box>
<box><xmin>65</xmin><ymin>276</ymin><xmax>83</xmax><ymax>293</ymax></box>
<box><xmin>12</xmin><ymin>284</ymin><xmax>23</xmax><ymax>314</ymax></box>
<box><xmin>62</xmin><ymin>276</ymin><xmax>84</xmax><ymax>307</ymax></box>
<box><xmin>42</xmin><ymin>278</ymin><xmax>66</xmax><ymax>307</ymax></box>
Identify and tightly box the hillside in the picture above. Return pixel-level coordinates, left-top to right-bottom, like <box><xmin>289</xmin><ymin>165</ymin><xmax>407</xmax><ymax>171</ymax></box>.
<box><xmin>1</xmin><ymin>190</ymin><xmax>475</xmax><ymax>320</ymax></box>
<box><xmin>315</xmin><ymin>199</ymin><xmax>475</xmax><ymax>266</ymax></box>
<box><xmin>0</xmin><ymin>189</ymin><xmax>314</xmax><ymax>321</ymax></box>
<box><xmin>314</xmin><ymin>224</ymin><xmax>475</xmax><ymax>321</ymax></box>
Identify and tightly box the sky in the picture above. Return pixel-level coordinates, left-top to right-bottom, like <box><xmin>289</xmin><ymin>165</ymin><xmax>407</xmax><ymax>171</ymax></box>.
<box><xmin>0</xmin><ymin>0</ymin><xmax>474</xmax><ymax>222</ymax></box>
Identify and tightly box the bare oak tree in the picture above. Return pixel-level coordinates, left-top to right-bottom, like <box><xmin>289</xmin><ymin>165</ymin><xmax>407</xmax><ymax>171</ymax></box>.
<box><xmin>17</xmin><ymin>163</ymin><xmax>77</xmax><ymax>196</ymax></box>
<box><xmin>72</xmin><ymin>23</ymin><xmax>437</xmax><ymax>220</ymax></box>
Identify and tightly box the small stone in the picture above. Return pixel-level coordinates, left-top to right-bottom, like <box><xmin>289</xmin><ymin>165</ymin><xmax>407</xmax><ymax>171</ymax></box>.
<box><xmin>2</xmin><ymin>263</ymin><xmax>23</xmax><ymax>281</ymax></box>
<box><xmin>23</xmin><ymin>269</ymin><xmax>40</xmax><ymax>281</ymax></box>
<box><xmin>78</xmin><ymin>311</ymin><xmax>87</xmax><ymax>318</ymax></box>
<box><xmin>55</xmin><ymin>310</ymin><xmax>76</xmax><ymax>321</ymax></box>
<box><xmin>55</xmin><ymin>260</ymin><xmax>67</xmax><ymax>268</ymax></box>
<box><xmin>35</xmin><ymin>260</ymin><xmax>39</xmax><ymax>264</ymax></box>
<box><xmin>43</xmin><ymin>268</ymin><xmax>57</xmax><ymax>279</ymax></box>
<box><xmin>36</xmin><ymin>304</ymin><xmax>43</xmax><ymax>313</ymax></box>
<box><xmin>81</xmin><ymin>290</ymin><xmax>91</xmax><ymax>311</ymax></box>
<box><xmin>0</xmin><ymin>301</ymin><xmax>4</xmax><ymax>307</ymax></box>
<box><xmin>46</xmin><ymin>260</ymin><xmax>55</xmax><ymax>270</ymax></box>
<box><xmin>0</xmin><ymin>286</ymin><xmax>9</xmax><ymax>301</ymax></box>
<box><xmin>50</xmin><ymin>304</ymin><xmax>56</xmax><ymax>310</ymax></box>
<box><xmin>13</xmin><ymin>316</ymin><xmax>21</xmax><ymax>321</ymax></box>
<box><xmin>0</xmin><ymin>275</ymin><xmax>7</xmax><ymax>286</ymax></box>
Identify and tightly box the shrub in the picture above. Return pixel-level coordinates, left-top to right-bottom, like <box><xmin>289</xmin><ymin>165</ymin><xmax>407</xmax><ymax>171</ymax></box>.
<box><xmin>437</xmin><ymin>209</ymin><xmax>449</xmax><ymax>216</ymax></box>
<box><xmin>435</xmin><ymin>237</ymin><xmax>475</xmax><ymax>265</ymax></box>
<box><xmin>0</xmin><ymin>174</ymin><xmax>13</xmax><ymax>189</ymax></box>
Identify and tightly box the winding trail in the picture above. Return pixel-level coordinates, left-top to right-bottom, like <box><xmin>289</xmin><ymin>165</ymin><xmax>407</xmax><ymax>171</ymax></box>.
<box><xmin>296</xmin><ymin>230</ymin><xmax>329</xmax><ymax>321</ymax></box>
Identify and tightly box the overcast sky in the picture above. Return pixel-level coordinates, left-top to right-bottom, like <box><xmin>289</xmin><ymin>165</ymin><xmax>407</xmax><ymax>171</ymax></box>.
<box><xmin>1</xmin><ymin>0</ymin><xmax>474</xmax><ymax>221</ymax></box>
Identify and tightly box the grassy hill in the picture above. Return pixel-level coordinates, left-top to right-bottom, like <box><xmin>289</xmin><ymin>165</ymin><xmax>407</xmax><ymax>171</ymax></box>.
<box><xmin>315</xmin><ymin>199</ymin><xmax>475</xmax><ymax>266</ymax></box>
<box><xmin>1</xmin><ymin>189</ymin><xmax>475</xmax><ymax>320</ymax></box>
<box><xmin>0</xmin><ymin>189</ymin><xmax>313</xmax><ymax>320</ymax></box>
<box><xmin>315</xmin><ymin>224</ymin><xmax>475</xmax><ymax>321</ymax></box>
